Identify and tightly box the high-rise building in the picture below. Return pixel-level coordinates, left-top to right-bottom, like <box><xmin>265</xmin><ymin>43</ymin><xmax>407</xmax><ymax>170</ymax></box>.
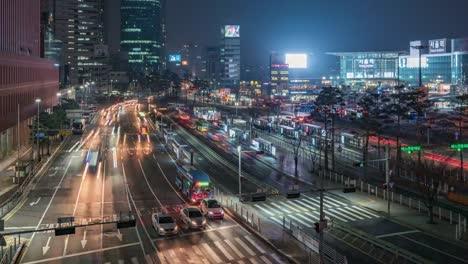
<box><xmin>205</xmin><ymin>46</ymin><xmax>220</xmax><ymax>85</ymax></box>
<box><xmin>120</xmin><ymin>0</ymin><xmax>164</xmax><ymax>76</ymax></box>
<box><xmin>399</xmin><ymin>38</ymin><xmax>468</xmax><ymax>93</ymax></box>
<box><xmin>0</xmin><ymin>0</ymin><xmax>59</xmax><ymax>158</ymax></box>
<box><xmin>269</xmin><ymin>52</ymin><xmax>289</xmax><ymax>96</ymax></box>
<box><xmin>54</xmin><ymin>0</ymin><xmax>110</xmax><ymax>88</ymax></box>
<box><xmin>220</xmin><ymin>25</ymin><xmax>241</xmax><ymax>88</ymax></box>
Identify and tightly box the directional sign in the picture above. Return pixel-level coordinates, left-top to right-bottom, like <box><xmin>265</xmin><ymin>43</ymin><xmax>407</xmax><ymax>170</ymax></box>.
<box><xmin>400</xmin><ymin>145</ymin><xmax>421</xmax><ymax>154</ymax></box>
<box><xmin>58</xmin><ymin>216</ymin><xmax>75</xmax><ymax>224</ymax></box>
<box><xmin>450</xmin><ymin>143</ymin><xmax>468</xmax><ymax>151</ymax></box>
<box><xmin>59</xmin><ymin>130</ymin><xmax>73</xmax><ymax>136</ymax></box>
<box><xmin>35</xmin><ymin>133</ymin><xmax>45</xmax><ymax>137</ymax></box>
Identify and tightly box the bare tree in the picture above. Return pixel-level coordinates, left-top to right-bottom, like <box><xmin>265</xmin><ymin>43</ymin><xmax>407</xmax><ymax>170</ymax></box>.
<box><xmin>407</xmin><ymin>156</ymin><xmax>452</xmax><ymax>224</ymax></box>
<box><xmin>287</xmin><ymin>134</ymin><xmax>305</xmax><ymax>176</ymax></box>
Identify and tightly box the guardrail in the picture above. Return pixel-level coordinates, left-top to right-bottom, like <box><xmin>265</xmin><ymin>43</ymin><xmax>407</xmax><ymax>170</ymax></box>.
<box><xmin>0</xmin><ymin>241</ymin><xmax>24</xmax><ymax>264</ymax></box>
<box><xmin>325</xmin><ymin>169</ymin><xmax>467</xmax><ymax>240</ymax></box>
<box><xmin>215</xmin><ymin>191</ymin><xmax>320</xmax><ymax>264</ymax></box>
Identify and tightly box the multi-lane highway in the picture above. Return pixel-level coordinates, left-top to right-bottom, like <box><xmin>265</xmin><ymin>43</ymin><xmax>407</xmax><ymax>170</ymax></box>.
<box><xmin>1</xmin><ymin>102</ymin><xmax>286</xmax><ymax>264</ymax></box>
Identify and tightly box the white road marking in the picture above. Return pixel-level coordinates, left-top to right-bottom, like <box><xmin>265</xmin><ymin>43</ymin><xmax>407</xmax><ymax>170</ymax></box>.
<box><xmin>376</xmin><ymin>230</ymin><xmax>420</xmax><ymax>238</ymax></box>
<box><xmin>335</xmin><ymin>207</ymin><xmax>364</xmax><ymax>220</ymax></box>
<box><xmin>235</xmin><ymin>237</ymin><xmax>256</xmax><ymax>256</ymax></box>
<box><xmin>261</xmin><ymin>255</ymin><xmax>273</xmax><ymax>264</ymax></box>
<box><xmin>192</xmin><ymin>245</ymin><xmax>211</xmax><ymax>264</ymax></box>
<box><xmin>329</xmin><ymin>209</ymin><xmax>357</xmax><ymax>221</ymax></box>
<box><xmin>253</xmin><ymin>204</ymin><xmax>275</xmax><ymax>216</ymax></box>
<box><xmin>202</xmin><ymin>243</ymin><xmax>223</xmax><ymax>263</ymax></box>
<box><xmin>214</xmin><ymin>240</ymin><xmax>234</xmax><ymax>261</ymax></box>
<box><xmin>167</xmin><ymin>249</ymin><xmax>181</xmax><ymax>264</ymax></box>
<box><xmin>26</xmin><ymin>158</ymin><xmax>73</xmax><ymax>258</ymax></box>
<box><xmin>324</xmin><ymin>196</ymin><xmax>348</xmax><ymax>206</ymax></box>
<box><xmin>249</xmin><ymin>257</ymin><xmax>261</xmax><ymax>264</ymax></box>
<box><xmin>323</xmin><ymin>210</ymin><xmax>348</xmax><ymax>222</ymax></box>
<box><xmin>351</xmin><ymin>206</ymin><xmax>380</xmax><ymax>218</ymax></box>
<box><xmin>244</xmin><ymin>235</ymin><xmax>266</xmax><ymax>254</ymax></box>
<box><xmin>225</xmin><ymin>239</ymin><xmax>245</xmax><ymax>258</ymax></box>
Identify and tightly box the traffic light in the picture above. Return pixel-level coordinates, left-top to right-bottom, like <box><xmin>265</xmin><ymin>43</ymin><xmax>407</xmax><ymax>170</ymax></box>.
<box><xmin>314</xmin><ymin>222</ymin><xmax>320</xmax><ymax>233</ymax></box>
<box><xmin>343</xmin><ymin>187</ymin><xmax>356</xmax><ymax>193</ymax></box>
<box><xmin>353</xmin><ymin>162</ymin><xmax>364</xmax><ymax>167</ymax></box>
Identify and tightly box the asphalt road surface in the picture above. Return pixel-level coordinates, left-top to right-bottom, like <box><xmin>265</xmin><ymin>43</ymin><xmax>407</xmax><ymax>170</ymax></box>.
<box><xmin>1</xmin><ymin>102</ymin><xmax>286</xmax><ymax>264</ymax></box>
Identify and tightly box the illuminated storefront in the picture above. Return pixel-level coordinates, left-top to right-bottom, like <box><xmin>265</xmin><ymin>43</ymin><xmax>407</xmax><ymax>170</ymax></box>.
<box><xmin>288</xmin><ymin>79</ymin><xmax>321</xmax><ymax>102</ymax></box>
<box><xmin>399</xmin><ymin>38</ymin><xmax>468</xmax><ymax>94</ymax></box>
<box><xmin>328</xmin><ymin>52</ymin><xmax>400</xmax><ymax>89</ymax></box>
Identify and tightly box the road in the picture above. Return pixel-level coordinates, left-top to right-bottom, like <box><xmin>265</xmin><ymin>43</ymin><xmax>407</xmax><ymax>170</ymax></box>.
<box><xmin>1</xmin><ymin>102</ymin><xmax>286</xmax><ymax>264</ymax></box>
<box><xmin>163</xmin><ymin>108</ymin><xmax>468</xmax><ymax>264</ymax></box>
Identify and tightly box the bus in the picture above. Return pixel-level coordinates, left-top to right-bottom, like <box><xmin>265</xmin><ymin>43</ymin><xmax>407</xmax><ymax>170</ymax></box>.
<box><xmin>86</xmin><ymin>146</ymin><xmax>101</xmax><ymax>168</ymax></box>
<box><xmin>195</xmin><ymin>118</ymin><xmax>210</xmax><ymax>132</ymax></box>
<box><xmin>176</xmin><ymin>165</ymin><xmax>212</xmax><ymax>203</ymax></box>
<box><xmin>71</xmin><ymin>120</ymin><xmax>85</xmax><ymax>134</ymax></box>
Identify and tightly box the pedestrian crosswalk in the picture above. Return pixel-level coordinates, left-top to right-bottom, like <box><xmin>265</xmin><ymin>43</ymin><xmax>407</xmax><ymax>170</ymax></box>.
<box><xmin>253</xmin><ymin>194</ymin><xmax>381</xmax><ymax>227</ymax></box>
<box><xmin>156</xmin><ymin>235</ymin><xmax>284</xmax><ymax>264</ymax></box>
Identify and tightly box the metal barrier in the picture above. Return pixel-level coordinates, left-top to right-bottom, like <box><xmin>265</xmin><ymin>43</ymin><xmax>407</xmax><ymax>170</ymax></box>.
<box><xmin>0</xmin><ymin>241</ymin><xmax>24</xmax><ymax>264</ymax></box>
<box><xmin>328</xmin><ymin>170</ymin><xmax>467</xmax><ymax>240</ymax></box>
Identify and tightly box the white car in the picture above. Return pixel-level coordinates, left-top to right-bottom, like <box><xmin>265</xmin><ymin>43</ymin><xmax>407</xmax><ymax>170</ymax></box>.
<box><xmin>152</xmin><ymin>213</ymin><xmax>178</xmax><ymax>236</ymax></box>
<box><xmin>199</xmin><ymin>199</ymin><xmax>224</xmax><ymax>220</ymax></box>
<box><xmin>180</xmin><ymin>207</ymin><xmax>206</xmax><ymax>229</ymax></box>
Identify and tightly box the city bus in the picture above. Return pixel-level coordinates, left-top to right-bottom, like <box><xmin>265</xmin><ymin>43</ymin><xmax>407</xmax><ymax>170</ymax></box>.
<box><xmin>195</xmin><ymin>118</ymin><xmax>210</xmax><ymax>132</ymax></box>
<box><xmin>176</xmin><ymin>165</ymin><xmax>212</xmax><ymax>203</ymax></box>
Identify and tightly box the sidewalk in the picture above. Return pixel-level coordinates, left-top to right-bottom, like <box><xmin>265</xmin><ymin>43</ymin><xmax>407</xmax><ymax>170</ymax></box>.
<box><xmin>329</xmin><ymin>189</ymin><xmax>468</xmax><ymax>244</ymax></box>
<box><xmin>0</xmin><ymin>147</ymin><xmax>31</xmax><ymax>204</ymax></box>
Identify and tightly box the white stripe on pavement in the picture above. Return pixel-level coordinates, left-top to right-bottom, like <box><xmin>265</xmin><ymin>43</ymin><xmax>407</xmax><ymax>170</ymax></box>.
<box><xmin>214</xmin><ymin>240</ymin><xmax>234</xmax><ymax>261</ymax></box>
<box><xmin>225</xmin><ymin>239</ymin><xmax>245</xmax><ymax>258</ymax></box>
<box><xmin>346</xmin><ymin>207</ymin><xmax>375</xmax><ymax>219</ymax></box>
<box><xmin>288</xmin><ymin>214</ymin><xmax>312</xmax><ymax>227</ymax></box>
<box><xmin>352</xmin><ymin>206</ymin><xmax>380</xmax><ymax>218</ymax></box>
<box><xmin>253</xmin><ymin>204</ymin><xmax>275</xmax><ymax>216</ymax></box>
<box><xmin>202</xmin><ymin>243</ymin><xmax>223</xmax><ymax>263</ymax></box>
<box><xmin>244</xmin><ymin>236</ymin><xmax>266</xmax><ymax>254</ymax></box>
<box><xmin>235</xmin><ymin>237</ymin><xmax>256</xmax><ymax>256</ymax></box>
<box><xmin>261</xmin><ymin>255</ymin><xmax>274</xmax><ymax>264</ymax></box>
<box><xmin>294</xmin><ymin>213</ymin><xmax>316</xmax><ymax>225</ymax></box>
<box><xmin>325</xmin><ymin>196</ymin><xmax>349</xmax><ymax>206</ymax></box>
<box><xmin>279</xmin><ymin>201</ymin><xmax>301</xmax><ymax>212</ymax></box>
<box><xmin>192</xmin><ymin>245</ymin><xmax>210</xmax><ymax>264</ymax></box>
<box><xmin>167</xmin><ymin>249</ymin><xmax>181</xmax><ymax>264</ymax></box>
<box><xmin>270</xmin><ymin>253</ymin><xmax>283</xmax><ymax>263</ymax></box>
<box><xmin>335</xmin><ymin>207</ymin><xmax>365</xmax><ymax>220</ymax></box>
<box><xmin>329</xmin><ymin>208</ymin><xmax>357</xmax><ymax>221</ymax></box>
<box><xmin>294</xmin><ymin>200</ymin><xmax>319</xmax><ymax>210</ymax></box>
<box><xmin>249</xmin><ymin>258</ymin><xmax>261</xmax><ymax>264</ymax></box>
<box><xmin>324</xmin><ymin>210</ymin><xmax>348</xmax><ymax>222</ymax></box>
<box><xmin>269</xmin><ymin>202</ymin><xmax>292</xmax><ymax>214</ymax></box>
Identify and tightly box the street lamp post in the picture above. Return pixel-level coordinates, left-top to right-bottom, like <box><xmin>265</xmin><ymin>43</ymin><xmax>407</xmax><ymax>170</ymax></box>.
<box><xmin>57</xmin><ymin>92</ymin><xmax>61</xmax><ymax>106</ymax></box>
<box><xmin>237</xmin><ymin>146</ymin><xmax>242</xmax><ymax>197</ymax></box>
<box><xmin>237</xmin><ymin>146</ymin><xmax>256</xmax><ymax>198</ymax></box>
<box><xmin>35</xmin><ymin>98</ymin><xmax>41</xmax><ymax>162</ymax></box>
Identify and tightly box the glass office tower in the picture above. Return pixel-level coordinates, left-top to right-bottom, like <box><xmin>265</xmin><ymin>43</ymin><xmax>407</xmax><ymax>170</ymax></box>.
<box><xmin>121</xmin><ymin>0</ymin><xmax>163</xmax><ymax>75</ymax></box>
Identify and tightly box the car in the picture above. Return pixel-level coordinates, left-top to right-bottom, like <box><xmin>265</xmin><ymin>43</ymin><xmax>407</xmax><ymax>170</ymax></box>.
<box><xmin>152</xmin><ymin>213</ymin><xmax>178</xmax><ymax>236</ymax></box>
<box><xmin>180</xmin><ymin>207</ymin><xmax>206</xmax><ymax>229</ymax></box>
<box><xmin>199</xmin><ymin>199</ymin><xmax>224</xmax><ymax>220</ymax></box>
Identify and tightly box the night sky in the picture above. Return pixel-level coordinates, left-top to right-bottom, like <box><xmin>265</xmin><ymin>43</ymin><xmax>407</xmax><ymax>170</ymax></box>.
<box><xmin>106</xmin><ymin>0</ymin><xmax>468</xmax><ymax>77</ymax></box>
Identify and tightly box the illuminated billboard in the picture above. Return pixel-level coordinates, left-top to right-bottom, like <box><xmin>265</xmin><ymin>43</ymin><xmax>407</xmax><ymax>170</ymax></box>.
<box><xmin>224</xmin><ymin>25</ymin><xmax>240</xmax><ymax>38</ymax></box>
<box><xmin>168</xmin><ymin>54</ymin><xmax>182</xmax><ymax>62</ymax></box>
<box><xmin>428</xmin><ymin>39</ymin><xmax>447</xmax><ymax>54</ymax></box>
<box><xmin>285</xmin><ymin>53</ymin><xmax>308</xmax><ymax>69</ymax></box>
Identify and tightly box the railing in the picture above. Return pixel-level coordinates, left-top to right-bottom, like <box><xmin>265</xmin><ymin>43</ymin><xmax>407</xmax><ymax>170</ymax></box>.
<box><xmin>214</xmin><ymin>189</ymin><xmax>349</xmax><ymax>264</ymax></box>
<box><xmin>0</xmin><ymin>241</ymin><xmax>24</xmax><ymax>264</ymax></box>
<box><xmin>325</xmin><ymin>169</ymin><xmax>467</xmax><ymax>240</ymax></box>
<box><xmin>281</xmin><ymin>215</ymin><xmax>346</xmax><ymax>264</ymax></box>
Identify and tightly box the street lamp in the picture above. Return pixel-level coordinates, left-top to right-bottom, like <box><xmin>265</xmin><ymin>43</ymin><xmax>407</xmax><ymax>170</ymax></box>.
<box><xmin>57</xmin><ymin>92</ymin><xmax>62</xmax><ymax>106</ymax></box>
<box><xmin>35</xmin><ymin>98</ymin><xmax>41</xmax><ymax>162</ymax></box>
<box><xmin>237</xmin><ymin>146</ymin><xmax>256</xmax><ymax>198</ymax></box>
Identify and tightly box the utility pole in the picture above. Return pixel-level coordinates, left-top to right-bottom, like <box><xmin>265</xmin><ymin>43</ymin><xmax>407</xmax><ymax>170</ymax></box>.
<box><xmin>35</xmin><ymin>99</ymin><xmax>41</xmax><ymax>162</ymax></box>
<box><xmin>17</xmin><ymin>103</ymin><xmax>20</xmax><ymax>161</ymax></box>
<box><xmin>385</xmin><ymin>144</ymin><xmax>391</xmax><ymax>216</ymax></box>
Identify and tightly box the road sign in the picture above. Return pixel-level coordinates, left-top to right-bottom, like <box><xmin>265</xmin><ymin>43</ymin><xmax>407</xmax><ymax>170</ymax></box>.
<box><xmin>58</xmin><ymin>216</ymin><xmax>75</xmax><ymax>224</ymax></box>
<box><xmin>35</xmin><ymin>133</ymin><xmax>45</xmax><ymax>137</ymax></box>
<box><xmin>59</xmin><ymin>130</ymin><xmax>73</xmax><ymax>136</ymax></box>
<box><xmin>400</xmin><ymin>145</ymin><xmax>421</xmax><ymax>154</ymax></box>
<box><xmin>450</xmin><ymin>143</ymin><xmax>468</xmax><ymax>151</ymax></box>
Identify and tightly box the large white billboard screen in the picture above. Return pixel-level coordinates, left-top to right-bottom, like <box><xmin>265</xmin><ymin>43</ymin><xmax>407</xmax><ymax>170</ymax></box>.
<box><xmin>285</xmin><ymin>53</ymin><xmax>307</xmax><ymax>69</ymax></box>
